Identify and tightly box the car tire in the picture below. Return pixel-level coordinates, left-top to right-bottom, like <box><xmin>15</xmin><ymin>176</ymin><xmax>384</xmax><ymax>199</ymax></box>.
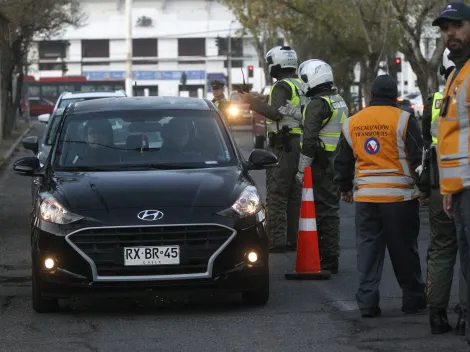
<box><xmin>32</xmin><ymin>261</ymin><xmax>59</xmax><ymax>313</ymax></box>
<box><xmin>241</xmin><ymin>273</ymin><xmax>269</xmax><ymax>306</ymax></box>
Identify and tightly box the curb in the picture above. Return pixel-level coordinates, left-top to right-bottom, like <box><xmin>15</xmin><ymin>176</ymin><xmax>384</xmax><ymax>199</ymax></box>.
<box><xmin>0</xmin><ymin>123</ymin><xmax>33</xmax><ymax>169</ymax></box>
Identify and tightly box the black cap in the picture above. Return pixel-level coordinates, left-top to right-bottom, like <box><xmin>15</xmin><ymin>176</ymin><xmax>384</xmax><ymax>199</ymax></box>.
<box><xmin>211</xmin><ymin>80</ymin><xmax>225</xmax><ymax>88</ymax></box>
<box><xmin>371</xmin><ymin>75</ymin><xmax>398</xmax><ymax>98</ymax></box>
<box><xmin>432</xmin><ymin>2</ymin><xmax>470</xmax><ymax>26</ymax></box>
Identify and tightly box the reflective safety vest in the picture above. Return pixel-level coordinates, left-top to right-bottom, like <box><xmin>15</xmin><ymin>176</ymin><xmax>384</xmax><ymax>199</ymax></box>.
<box><xmin>430</xmin><ymin>92</ymin><xmax>443</xmax><ymax>145</ymax></box>
<box><xmin>302</xmin><ymin>94</ymin><xmax>348</xmax><ymax>152</ymax></box>
<box><xmin>341</xmin><ymin>106</ymin><xmax>419</xmax><ymax>203</ymax></box>
<box><xmin>267</xmin><ymin>78</ymin><xmax>307</xmax><ymax>135</ymax></box>
<box><xmin>437</xmin><ymin>60</ymin><xmax>470</xmax><ymax>195</ymax></box>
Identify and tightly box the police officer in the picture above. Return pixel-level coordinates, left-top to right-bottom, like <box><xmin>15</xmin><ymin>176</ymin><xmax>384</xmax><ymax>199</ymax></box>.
<box><xmin>422</xmin><ymin>48</ymin><xmax>467</xmax><ymax>335</ymax></box>
<box><xmin>432</xmin><ymin>2</ymin><xmax>470</xmax><ymax>345</ymax></box>
<box><xmin>211</xmin><ymin>80</ymin><xmax>230</xmax><ymax>118</ymax></box>
<box><xmin>279</xmin><ymin>59</ymin><xmax>347</xmax><ymax>273</ymax></box>
<box><xmin>240</xmin><ymin>46</ymin><xmax>306</xmax><ymax>252</ymax></box>
<box><xmin>334</xmin><ymin>75</ymin><xmax>426</xmax><ymax>317</ymax></box>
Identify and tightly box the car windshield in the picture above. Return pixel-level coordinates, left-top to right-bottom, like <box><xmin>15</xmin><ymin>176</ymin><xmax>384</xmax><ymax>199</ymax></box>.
<box><xmin>58</xmin><ymin>97</ymin><xmax>114</xmax><ymax>109</ymax></box>
<box><xmin>52</xmin><ymin>109</ymin><xmax>237</xmax><ymax>170</ymax></box>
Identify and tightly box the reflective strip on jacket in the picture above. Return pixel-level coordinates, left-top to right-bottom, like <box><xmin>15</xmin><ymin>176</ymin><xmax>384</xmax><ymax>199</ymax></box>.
<box><xmin>341</xmin><ymin>106</ymin><xmax>419</xmax><ymax>203</ymax></box>
<box><xmin>267</xmin><ymin>78</ymin><xmax>306</xmax><ymax>135</ymax></box>
<box><xmin>302</xmin><ymin>94</ymin><xmax>348</xmax><ymax>152</ymax></box>
<box><xmin>430</xmin><ymin>91</ymin><xmax>443</xmax><ymax>145</ymax></box>
<box><xmin>437</xmin><ymin>61</ymin><xmax>470</xmax><ymax>195</ymax></box>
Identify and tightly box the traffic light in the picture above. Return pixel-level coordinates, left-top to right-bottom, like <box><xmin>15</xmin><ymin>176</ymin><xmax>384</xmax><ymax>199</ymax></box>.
<box><xmin>248</xmin><ymin>65</ymin><xmax>254</xmax><ymax>78</ymax></box>
<box><xmin>215</xmin><ymin>36</ymin><xmax>221</xmax><ymax>48</ymax></box>
<box><xmin>180</xmin><ymin>72</ymin><xmax>187</xmax><ymax>88</ymax></box>
<box><xmin>61</xmin><ymin>61</ymin><xmax>68</xmax><ymax>75</ymax></box>
<box><xmin>395</xmin><ymin>57</ymin><xmax>402</xmax><ymax>72</ymax></box>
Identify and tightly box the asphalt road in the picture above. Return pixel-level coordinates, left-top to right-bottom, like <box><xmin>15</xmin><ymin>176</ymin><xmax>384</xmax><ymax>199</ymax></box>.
<box><xmin>0</xmin><ymin>122</ymin><xmax>467</xmax><ymax>352</ymax></box>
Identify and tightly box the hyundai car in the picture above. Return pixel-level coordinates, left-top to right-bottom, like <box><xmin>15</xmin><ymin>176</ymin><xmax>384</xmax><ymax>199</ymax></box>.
<box><xmin>14</xmin><ymin>96</ymin><xmax>277</xmax><ymax>313</ymax></box>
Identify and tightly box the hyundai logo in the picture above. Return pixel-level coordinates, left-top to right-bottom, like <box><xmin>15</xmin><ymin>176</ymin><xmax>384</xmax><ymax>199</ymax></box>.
<box><xmin>137</xmin><ymin>210</ymin><xmax>164</xmax><ymax>221</ymax></box>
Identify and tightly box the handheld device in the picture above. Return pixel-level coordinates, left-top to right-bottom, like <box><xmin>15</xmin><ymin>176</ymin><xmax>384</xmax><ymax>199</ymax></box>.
<box><xmin>237</xmin><ymin>68</ymin><xmax>250</xmax><ymax>93</ymax></box>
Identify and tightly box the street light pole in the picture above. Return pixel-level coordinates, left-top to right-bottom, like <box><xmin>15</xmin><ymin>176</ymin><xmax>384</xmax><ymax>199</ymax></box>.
<box><xmin>125</xmin><ymin>0</ymin><xmax>133</xmax><ymax>96</ymax></box>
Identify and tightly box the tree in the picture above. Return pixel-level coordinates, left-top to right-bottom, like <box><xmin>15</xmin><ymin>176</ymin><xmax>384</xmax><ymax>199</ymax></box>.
<box><xmin>0</xmin><ymin>0</ymin><xmax>85</xmax><ymax>140</ymax></box>
<box><xmin>281</xmin><ymin>0</ymin><xmax>402</xmax><ymax>105</ymax></box>
<box><xmin>391</xmin><ymin>0</ymin><xmax>446</xmax><ymax>98</ymax></box>
<box><xmin>217</xmin><ymin>0</ymin><xmax>280</xmax><ymax>86</ymax></box>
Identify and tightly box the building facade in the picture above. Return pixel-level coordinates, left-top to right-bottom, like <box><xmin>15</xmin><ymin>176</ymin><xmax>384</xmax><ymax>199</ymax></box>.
<box><xmin>27</xmin><ymin>0</ymin><xmax>275</xmax><ymax>99</ymax></box>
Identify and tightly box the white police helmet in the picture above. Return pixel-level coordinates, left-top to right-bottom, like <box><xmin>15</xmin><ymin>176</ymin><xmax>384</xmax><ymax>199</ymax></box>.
<box><xmin>298</xmin><ymin>59</ymin><xmax>334</xmax><ymax>93</ymax></box>
<box><xmin>265</xmin><ymin>46</ymin><xmax>298</xmax><ymax>76</ymax></box>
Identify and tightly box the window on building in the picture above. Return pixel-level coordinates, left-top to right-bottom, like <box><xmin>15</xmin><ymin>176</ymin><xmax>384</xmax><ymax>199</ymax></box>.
<box><xmin>224</xmin><ymin>60</ymin><xmax>243</xmax><ymax>68</ymax></box>
<box><xmin>178</xmin><ymin>38</ymin><xmax>206</xmax><ymax>56</ymax></box>
<box><xmin>217</xmin><ymin>38</ymin><xmax>243</xmax><ymax>57</ymax></box>
<box><xmin>38</xmin><ymin>41</ymin><xmax>67</xmax><ymax>59</ymax></box>
<box><xmin>39</xmin><ymin>63</ymin><xmax>63</xmax><ymax>71</ymax></box>
<box><xmin>133</xmin><ymin>38</ymin><xmax>158</xmax><ymax>57</ymax></box>
<box><xmin>82</xmin><ymin>40</ymin><xmax>110</xmax><ymax>58</ymax></box>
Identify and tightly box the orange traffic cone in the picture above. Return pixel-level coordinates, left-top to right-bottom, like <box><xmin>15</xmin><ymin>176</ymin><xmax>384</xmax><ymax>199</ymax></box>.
<box><xmin>285</xmin><ymin>166</ymin><xmax>331</xmax><ymax>280</ymax></box>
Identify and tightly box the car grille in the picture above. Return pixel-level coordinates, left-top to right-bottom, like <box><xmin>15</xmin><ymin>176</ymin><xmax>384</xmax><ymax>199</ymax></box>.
<box><xmin>67</xmin><ymin>225</ymin><xmax>234</xmax><ymax>277</ymax></box>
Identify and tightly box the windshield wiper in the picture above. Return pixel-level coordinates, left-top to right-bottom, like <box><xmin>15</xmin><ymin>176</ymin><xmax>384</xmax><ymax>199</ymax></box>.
<box><xmin>117</xmin><ymin>164</ymin><xmax>202</xmax><ymax>170</ymax></box>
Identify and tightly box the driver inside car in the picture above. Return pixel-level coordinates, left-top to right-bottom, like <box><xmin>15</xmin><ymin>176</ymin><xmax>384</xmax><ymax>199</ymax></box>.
<box><xmin>70</xmin><ymin>119</ymin><xmax>119</xmax><ymax>165</ymax></box>
<box><xmin>160</xmin><ymin>118</ymin><xmax>201</xmax><ymax>158</ymax></box>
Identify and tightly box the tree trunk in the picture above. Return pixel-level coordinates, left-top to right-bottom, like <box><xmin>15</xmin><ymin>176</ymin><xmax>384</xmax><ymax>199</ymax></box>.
<box><xmin>252</xmin><ymin>38</ymin><xmax>272</xmax><ymax>86</ymax></box>
<box><xmin>386</xmin><ymin>53</ymin><xmax>398</xmax><ymax>83</ymax></box>
<box><xmin>403</xmin><ymin>50</ymin><xmax>439</xmax><ymax>99</ymax></box>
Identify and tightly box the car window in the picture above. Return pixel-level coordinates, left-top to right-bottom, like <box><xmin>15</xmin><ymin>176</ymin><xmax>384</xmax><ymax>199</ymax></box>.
<box><xmin>45</xmin><ymin>113</ymin><xmax>63</xmax><ymax>145</ymax></box>
<box><xmin>58</xmin><ymin>96</ymin><xmax>118</xmax><ymax>109</ymax></box>
<box><xmin>52</xmin><ymin>109</ymin><xmax>237</xmax><ymax>170</ymax></box>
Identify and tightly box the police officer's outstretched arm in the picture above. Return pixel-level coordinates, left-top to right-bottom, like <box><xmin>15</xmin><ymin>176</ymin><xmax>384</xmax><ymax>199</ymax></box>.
<box><xmin>333</xmin><ymin>131</ymin><xmax>355</xmax><ymax>202</ymax></box>
<box><xmin>248</xmin><ymin>83</ymin><xmax>292</xmax><ymax>122</ymax></box>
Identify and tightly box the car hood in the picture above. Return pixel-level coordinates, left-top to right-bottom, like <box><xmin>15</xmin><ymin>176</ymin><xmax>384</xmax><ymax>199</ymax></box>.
<box><xmin>49</xmin><ymin>167</ymin><xmax>250</xmax><ymax>211</ymax></box>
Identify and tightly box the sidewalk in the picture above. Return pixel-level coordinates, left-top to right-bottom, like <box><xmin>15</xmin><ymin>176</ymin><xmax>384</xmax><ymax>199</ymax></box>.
<box><xmin>0</xmin><ymin>120</ymin><xmax>33</xmax><ymax>170</ymax></box>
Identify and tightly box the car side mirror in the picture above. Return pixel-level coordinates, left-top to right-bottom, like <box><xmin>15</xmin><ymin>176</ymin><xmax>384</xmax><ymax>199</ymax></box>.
<box><xmin>22</xmin><ymin>136</ymin><xmax>39</xmax><ymax>155</ymax></box>
<box><xmin>38</xmin><ymin>113</ymin><xmax>50</xmax><ymax>124</ymax></box>
<box><xmin>13</xmin><ymin>157</ymin><xmax>40</xmax><ymax>176</ymax></box>
<box><xmin>246</xmin><ymin>149</ymin><xmax>278</xmax><ymax>170</ymax></box>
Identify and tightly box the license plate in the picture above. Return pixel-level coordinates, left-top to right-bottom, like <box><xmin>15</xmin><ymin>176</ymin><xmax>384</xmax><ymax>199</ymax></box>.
<box><xmin>123</xmin><ymin>246</ymin><xmax>180</xmax><ymax>266</ymax></box>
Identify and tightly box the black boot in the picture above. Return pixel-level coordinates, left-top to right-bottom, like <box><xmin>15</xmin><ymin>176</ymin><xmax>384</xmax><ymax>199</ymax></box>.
<box><xmin>429</xmin><ymin>309</ymin><xmax>453</xmax><ymax>334</ymax></box>
<box><xmin>455</xmin><ymin>309</ymin><xmax>466</xmax><ymax>336</ymax></box>
<box><xmin>321</xmin><ymin>256</ymin><xmax>338</xmax><ymax>274</ymax></box>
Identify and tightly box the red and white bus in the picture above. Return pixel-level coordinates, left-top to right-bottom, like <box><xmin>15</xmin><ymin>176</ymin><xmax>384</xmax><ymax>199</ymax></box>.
<box><xmin>23</xmin><ymin>75</ymin><xmax>125</xmax><ymax>103</ymax></box>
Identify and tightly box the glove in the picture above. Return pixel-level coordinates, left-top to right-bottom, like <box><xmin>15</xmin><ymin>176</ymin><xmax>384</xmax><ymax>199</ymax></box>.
<box><xmin>278</xmin><ymin>100</ymin><xmax>302</xmax><ymax>121</ymax></box>
<box><xmin>296</xmin><ymin>153</ymin><xmax>314</xmax><ymax>184</ymax></box>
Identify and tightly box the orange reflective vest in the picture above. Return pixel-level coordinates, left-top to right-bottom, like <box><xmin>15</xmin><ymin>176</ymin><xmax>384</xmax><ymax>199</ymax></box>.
<box><xmin>437</xmin><ymin>60</ymin><xmax>470</xmax><ymax>195</ymax></box>
<box><xmin>341</xmin><ymin>106</ymin><xmax>419</xmax><ymax>203</ymax></box>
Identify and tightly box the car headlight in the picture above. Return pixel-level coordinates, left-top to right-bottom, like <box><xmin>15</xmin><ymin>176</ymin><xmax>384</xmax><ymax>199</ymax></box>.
<box><xmin>229</xmin><ymin>106</ymin><xmax>239</xmax><ymax>115</ymax></box>
<box><xmin>39</xmin><ymin>195</ymin><xmax>83</xmax><ymax>224</ymax></box>
<box><xmin>217</xmin><ymin>186</ymin><xmax>261</xmax><ymax>218</ymax></box>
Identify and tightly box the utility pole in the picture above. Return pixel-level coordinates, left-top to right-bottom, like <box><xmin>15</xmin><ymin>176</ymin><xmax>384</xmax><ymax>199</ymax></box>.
<box><xmin>227</xmin><ymin>20</ymin><xmax>234</xmax><ymax>97</ymax></box>
<box><xmin>125</xmin><ymin>0</ymin><xmax>133</xmax><ymax>96</ymax></box>
<box><xmin>227</xmin><ymin>34</ymin><xmax>232</xmax><ymax>97</ymax></box>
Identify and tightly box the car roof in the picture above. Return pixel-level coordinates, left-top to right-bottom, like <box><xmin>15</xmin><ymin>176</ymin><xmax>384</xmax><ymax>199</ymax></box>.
<box><xmin>67</xmin><ymin>96</ymin><xmax>215</xmax><ymax>114</ymax></box>
<box><xmin>59</xmin><ymin>90</ymin><xmax>126</xmax><ymax>100</ymax></box>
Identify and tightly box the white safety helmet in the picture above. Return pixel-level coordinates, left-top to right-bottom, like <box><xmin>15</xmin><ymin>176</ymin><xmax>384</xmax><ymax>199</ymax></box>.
<box><xmin>265</xmin><ymin>46</ymin><xmax>298</xmax><ymax>77</ymax></box>
<box><xmin>298</xmin><ymin>59</ymin><xmax>334</xmax><ymax>93</ymax></box>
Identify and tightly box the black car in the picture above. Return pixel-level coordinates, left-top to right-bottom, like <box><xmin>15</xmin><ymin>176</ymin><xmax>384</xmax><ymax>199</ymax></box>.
<box><xmin>14</xmin><ymin>96</ymin><xmax>278</xmax><ymax>313</ymax></box>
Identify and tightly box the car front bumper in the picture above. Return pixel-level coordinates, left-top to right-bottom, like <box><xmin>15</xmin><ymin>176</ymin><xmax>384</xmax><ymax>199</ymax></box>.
<box><xmin>32</xmin><ymin>214</ymin><xmax>269</xmax><ymax>298</ymax></box>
